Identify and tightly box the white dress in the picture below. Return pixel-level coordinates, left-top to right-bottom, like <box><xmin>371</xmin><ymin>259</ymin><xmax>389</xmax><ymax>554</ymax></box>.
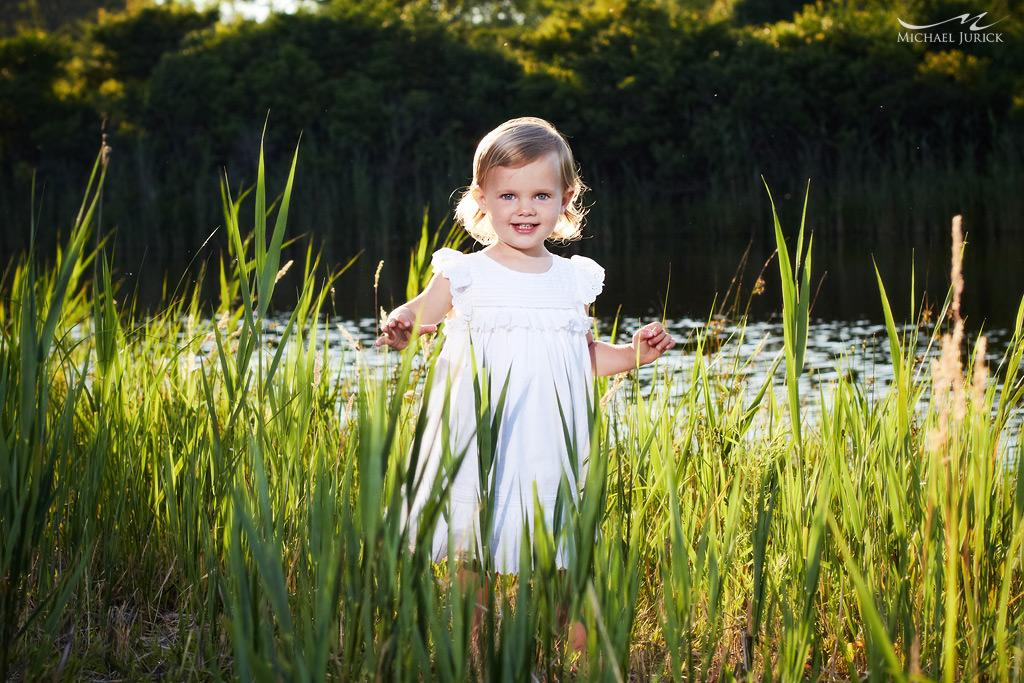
<box><xmin>407</xmin><ymin>248</ymin><xmax>605</xmax><ymax>573</ymax></box>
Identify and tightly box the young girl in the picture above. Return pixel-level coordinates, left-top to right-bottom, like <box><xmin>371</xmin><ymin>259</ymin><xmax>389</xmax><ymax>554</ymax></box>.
<box><xmin>376</xmin><ymin>117</ymin><xmax>674</xmax><ymax>573</ymax></box>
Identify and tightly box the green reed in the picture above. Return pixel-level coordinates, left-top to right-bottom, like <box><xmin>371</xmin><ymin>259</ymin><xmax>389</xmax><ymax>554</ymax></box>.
<box><xmin>0</xmin><ymin>151</ymin><xmax>106</xmax><ymax>680</ymax></box>
<box><xmin>2</xmin><ymin>144</ymin><xmax>1024</xmax><ymax>681</ymax></box>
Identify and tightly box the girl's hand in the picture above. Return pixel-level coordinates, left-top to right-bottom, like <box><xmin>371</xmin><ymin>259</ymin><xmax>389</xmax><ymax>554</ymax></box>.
<box><xmin>632</xmin><ymin>322</ymin><xmax>675</xmax><ymax>365</ymax></box>
<box><xmin>374</xmin><ymin>307</ymin><xmax>438</xmax><ymax>350</ymax></box>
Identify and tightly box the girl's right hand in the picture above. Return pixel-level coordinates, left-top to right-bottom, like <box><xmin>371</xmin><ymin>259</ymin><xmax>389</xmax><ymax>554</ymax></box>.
<box><xmin>374</xmin><ymin>308</ymin><xmax>438</xmax><ymax>349</ymax></box>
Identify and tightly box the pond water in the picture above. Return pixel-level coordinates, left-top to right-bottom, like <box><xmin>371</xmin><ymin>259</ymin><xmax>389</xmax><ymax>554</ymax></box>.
<box><xmin>262</xmin><ymin>312</ymin><xmax>1018</xmax><ymax>428</ymax></box>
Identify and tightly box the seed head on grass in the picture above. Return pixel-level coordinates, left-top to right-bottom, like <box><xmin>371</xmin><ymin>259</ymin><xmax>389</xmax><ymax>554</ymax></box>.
<box><xmin>337</xmin><ymin>323</ymin><xmax>362</xmax><ymax>353</ymax></box>
<box><xmin>600</xmin><ymin>374</ymin><xmax>626</xmax><ymax>411</ymax></box>
<box><xmin>928</xmin><ymin>215</ymin><xmax>970</xmax><ymax>451</ymax></box>
<box><xmin>374</xmin><ymin>259</ymin><xmax>385</xmax><ymax>338</ymax></box>
<box><xmin>970</xmin><ymin>336</ymin><xmax>988</xmax><ymax>413</ymax></box>
<box><xmin>929</xmin><ymin>330</ymin><xmax>963</xmax><ymax>451</ymax></box>
<box><xmin>949</xmin><ymin>216</ymin><xmax>964</xmax><ymax>323</ymax></box>
<box><xmin>274</xmin><ymin>259</ymin><xmax>293</xmax><ymax>284</ymax></box>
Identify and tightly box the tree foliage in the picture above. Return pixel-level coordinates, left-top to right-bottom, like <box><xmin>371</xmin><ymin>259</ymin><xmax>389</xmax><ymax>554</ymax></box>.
<box><xmin>0</xmin><ymin>0</ymin><xmax>1021</xmax><ymax>259</ymax></box>
<box><xmin>0</xmin><ymin>0</ymin><xmax>129</xmax><ymax>37</ymax></box>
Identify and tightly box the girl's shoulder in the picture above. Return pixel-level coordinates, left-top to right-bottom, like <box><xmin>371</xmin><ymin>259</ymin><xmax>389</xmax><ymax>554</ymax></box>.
<box><xmin>430</xmin><ymin>248</ymin><xmax>476</xmax><ymax>313</ymax></box>
<box><xmin>431</xmin><ymin>248</ymin><xmax>474</xmax><ymax>285</ymax></box>
<box><xmin>565</xmin><ymin>254</ymin><xmax>605</xmax><ymax>305</ymax></box>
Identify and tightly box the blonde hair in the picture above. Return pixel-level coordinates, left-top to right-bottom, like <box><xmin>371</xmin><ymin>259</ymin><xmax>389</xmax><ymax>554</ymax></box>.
<box><xmin>454</xmin><ymin>117</ymin><xmax>588</xmax><ymax>244</ymax></box>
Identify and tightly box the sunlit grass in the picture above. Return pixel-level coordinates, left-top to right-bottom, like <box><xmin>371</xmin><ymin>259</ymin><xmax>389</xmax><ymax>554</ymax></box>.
<box><xmin>2</xmin><ymin>146</ymin><xmax>1024</xmax><ymax>681</ymax></box>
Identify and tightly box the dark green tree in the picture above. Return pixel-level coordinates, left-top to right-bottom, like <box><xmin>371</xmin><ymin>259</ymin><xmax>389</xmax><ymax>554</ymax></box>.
<box><xmin>0</xmin><ymin>0</ymin><xmax>130</xmax><ymax>37</ymax></box>
<box><xmin>0</xmin><ymin>32</ymin><xmax>94</xmax><ymax>163</ymax></box>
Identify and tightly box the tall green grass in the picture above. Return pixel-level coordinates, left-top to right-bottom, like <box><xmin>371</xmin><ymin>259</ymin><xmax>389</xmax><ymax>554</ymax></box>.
<box><xmin>2</xmin><ymin>145</ymin><xmax>1024</xmax><ymax>681</ymax></box>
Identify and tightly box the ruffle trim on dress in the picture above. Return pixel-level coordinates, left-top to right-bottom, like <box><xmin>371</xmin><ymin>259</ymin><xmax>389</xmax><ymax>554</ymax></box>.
<box><xmin>444</xmin><ymin>307</ymin><xmax>593</xmax><ymax>334</ymax></box>
<box><xmin>431</xmin><ymin>248</ymin><xmax>472</xmax><ymax>315</ymax></box>
<box><xmin>569</xmin><ymin>255</ymin><xmax>605</xmax><ymax>306</ymax></box>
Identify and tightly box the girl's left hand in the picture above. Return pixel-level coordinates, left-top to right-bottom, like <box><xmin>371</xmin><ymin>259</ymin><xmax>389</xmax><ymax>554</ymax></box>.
<box><xmin>632</xmin><ymin>322</ymin><xmax>675</xmax><ymax>365</ymax></box>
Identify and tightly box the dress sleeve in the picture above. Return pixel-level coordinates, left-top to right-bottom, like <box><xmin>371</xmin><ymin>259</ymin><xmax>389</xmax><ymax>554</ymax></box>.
<box><xmin>569</xmin><ymin>255</ymin><xmax>605</xmax><ymax>306</ymax></box>
<box><xmin>431</xmin><ymin>248</ymin><xmax>472</xmax><ymax>313</ymax></box>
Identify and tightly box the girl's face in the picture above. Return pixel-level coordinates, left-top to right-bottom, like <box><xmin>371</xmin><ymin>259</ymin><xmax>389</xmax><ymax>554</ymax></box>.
<box><xmin>473</xmin><ymin>153</ymin><xmax>572</xmax><ymax>258</ymax></box>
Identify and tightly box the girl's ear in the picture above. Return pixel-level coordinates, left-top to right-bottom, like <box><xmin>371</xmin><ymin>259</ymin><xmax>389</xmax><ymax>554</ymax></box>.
<box><xmin>561</xmin><ymin>188</ymin><xmax>575</xmax><ymax>213</ymax></box>
<box><xmin>472</xmin><ymin>185</ymin><xmax>487</xmax><ymax>213</ymax></box>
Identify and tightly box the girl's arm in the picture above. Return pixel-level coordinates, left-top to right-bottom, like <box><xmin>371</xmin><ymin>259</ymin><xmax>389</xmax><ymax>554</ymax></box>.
<box><xmin>374</xmin><ymin>274</ymin><xmax>453</xmax><ymax>349</ymax></box>
<box><xmin>588</xmin><ymin>320</ymin><xmax>675</xmax><ymax>377</ymax></box>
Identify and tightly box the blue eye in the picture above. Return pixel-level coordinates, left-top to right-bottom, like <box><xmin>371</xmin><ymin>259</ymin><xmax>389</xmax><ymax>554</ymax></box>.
<box><xmin>501</xmin><ymin>193</ymin><xmax>515</xmax><ymax>200</ymax></box>
<box><xmin>536</xmin><ymin>193</ymin><xmax>550</xmax><ymax>200</ymax></box>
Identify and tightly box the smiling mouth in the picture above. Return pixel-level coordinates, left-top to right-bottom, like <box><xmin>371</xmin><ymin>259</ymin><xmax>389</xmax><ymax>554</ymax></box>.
<box><xmin>512</xmin><ymin>223</ymin><xmax>538</xmax><ymax>233</ymax></box>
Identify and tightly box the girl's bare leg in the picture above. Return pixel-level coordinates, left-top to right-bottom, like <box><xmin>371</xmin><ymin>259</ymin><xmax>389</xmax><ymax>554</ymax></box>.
<box><xmin>456</xmin><ymin>562</ymin><xmax>491</xmax><ymax>660</ymax></box>
<box><xmin>556</xmin><ymin>571</ymin><xmax>587</xmax><ymax>657</ymax></box>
